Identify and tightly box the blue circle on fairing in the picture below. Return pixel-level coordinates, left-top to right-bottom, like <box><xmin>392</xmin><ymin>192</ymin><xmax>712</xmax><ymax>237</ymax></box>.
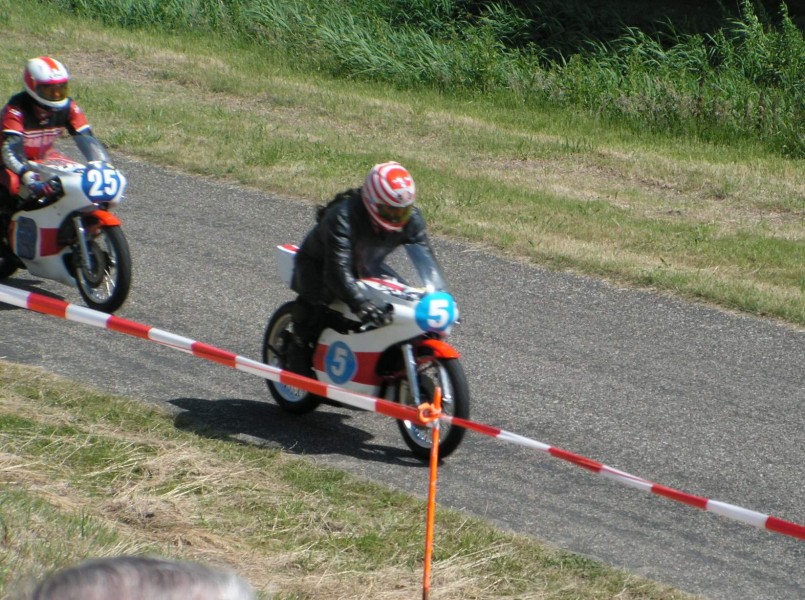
<box><xmin>325</xmin><ymin>341</ymin><xmax>358</xmax><ymax>385</ymax></box>
<box><xmin>81</xmin><ymin>163</ymin><xmax>121</xmax><ymax>203</ymax></box>
<box><xmin>415</xmin><ymin>292</ymin><xmax>457</xmax><ymax>333</ymax></box>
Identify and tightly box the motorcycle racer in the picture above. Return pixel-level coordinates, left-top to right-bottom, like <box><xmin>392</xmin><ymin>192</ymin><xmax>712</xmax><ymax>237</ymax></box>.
<box><xmin>286</xmin><ymin>161</ymin><xmax>446</xmax><ymax>376</ymax></box>
<box><xmin>0</xmin><ymin>56</ymin><xmax>108</xmax><ymax>221</ymax></box>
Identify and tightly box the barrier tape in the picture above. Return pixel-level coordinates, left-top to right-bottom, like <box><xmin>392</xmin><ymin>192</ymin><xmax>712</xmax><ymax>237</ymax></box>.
<box><xmin>1</xmin><ymin>283</ymin><xmax>803</xmax><ymax>541</ymax></box>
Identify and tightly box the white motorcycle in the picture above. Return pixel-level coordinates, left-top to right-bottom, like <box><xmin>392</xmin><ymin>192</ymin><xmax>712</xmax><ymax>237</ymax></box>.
<box><xmin>0</xmin><ymin>145</ymin><xmax>131</xmax><ymax>313</ymax></box>
<box><xmin>262</xmin><ymin>244</ymin><xmax>470</xmax><ymax>460</ymax></box>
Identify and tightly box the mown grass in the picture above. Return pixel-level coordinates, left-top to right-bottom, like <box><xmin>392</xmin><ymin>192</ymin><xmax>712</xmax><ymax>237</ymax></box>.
<box><xmin>0</xmin><ymin>3</ymin><xmax>795</xmax><ymax>597</ymax></box>
<box><xmin>4</xmin><ymin>1</ymin><xmax>803</xmax><ymax>326</ymax></box>
<box><xmin>0</xmin><ymin>361</ymin><xmax>698</xmax><ymax>599</ymax></box>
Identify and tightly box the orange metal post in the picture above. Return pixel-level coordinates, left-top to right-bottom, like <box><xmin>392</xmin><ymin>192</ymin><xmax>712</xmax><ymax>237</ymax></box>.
<box><xmin>422</xmin><ymin>387</ymin><xmax>442</xmax><ymax>600</ymax></box>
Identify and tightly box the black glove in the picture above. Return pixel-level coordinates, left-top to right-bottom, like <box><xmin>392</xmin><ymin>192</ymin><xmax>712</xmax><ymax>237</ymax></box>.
<box><xmin>355</xmin><ymin>300</ymin><xmax>387</xmax><ymax>327</ymax></box>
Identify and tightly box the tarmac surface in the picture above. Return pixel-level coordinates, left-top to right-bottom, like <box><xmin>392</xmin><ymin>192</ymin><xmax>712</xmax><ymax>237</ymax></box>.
<box><xmin>1</xmin><ymin>155</ymin><xmax>803</xmax><ymax>599</ymax></box>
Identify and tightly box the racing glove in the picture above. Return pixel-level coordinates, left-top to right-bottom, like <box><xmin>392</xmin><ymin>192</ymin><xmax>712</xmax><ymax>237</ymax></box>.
<box><xmin>355</xmin><ymin>300</ymin><xmax>388</xmax><ymax>327</ymax></box>
<box><xmin>19</xmin><ymin>174</ymin><xmax>63</xmax><ymax>210</ymax></box>
<box><xmin>20</xmin><ymin>170</ymin><xmax>38</xmax><ymax>187</ymax></box>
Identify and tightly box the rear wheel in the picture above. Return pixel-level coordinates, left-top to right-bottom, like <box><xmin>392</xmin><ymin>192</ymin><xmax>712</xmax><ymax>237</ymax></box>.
<box><xmin>0</xmin><ymin>249</ymin><xmax>18</xmax><ymax>279</ymax></box>
<box><xmin>394</xmin><ymin>356</ymin><xmax>469</xmax><ymax>461</ymax></box>
<box><xmin>262</xmin><ymin>301</ymin><xmax>322</xmax><ymax>414</ymax></box>
<box><xmin>75</xmin><ymin>225</ymin><xmax>131</xmax><ymax>313</ymax></box>
<box><xmin>0</xmin><ymin>215</ymin><xmax>18</xmax><ymax>279</ymax></box>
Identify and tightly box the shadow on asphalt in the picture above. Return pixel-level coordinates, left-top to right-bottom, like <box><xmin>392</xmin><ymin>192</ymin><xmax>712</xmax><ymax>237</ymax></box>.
<box><xmin>0</xmin><ymin>277</ymin><xmax>66</xmax><ymax>308</ymax></box>
<box><xmin>169</xmin><ymin>396</ymin><xmax>426</xmax><ymax>468</ymax></box>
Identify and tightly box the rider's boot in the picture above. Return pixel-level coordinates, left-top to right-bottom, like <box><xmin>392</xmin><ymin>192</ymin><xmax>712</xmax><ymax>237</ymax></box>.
<box><xmin>285</xmin><ymin>333</ymin><xmax>314</xmax><ymax>378</ymax></box>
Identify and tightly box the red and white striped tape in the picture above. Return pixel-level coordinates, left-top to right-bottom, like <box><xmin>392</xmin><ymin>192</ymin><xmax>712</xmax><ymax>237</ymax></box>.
<box><xmin>1</xmin><ymin>283</ymin><xmax>803</xmax><ymax>541</ymax></box>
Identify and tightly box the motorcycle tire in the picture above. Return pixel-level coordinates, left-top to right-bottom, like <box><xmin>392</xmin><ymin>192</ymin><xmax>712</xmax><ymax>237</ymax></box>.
<box><xmin>0</xmin><ymin>216</ymin><xmax>17</xmax><ymax>279</ymax></box>
<box><xmin>75</xmin><ymin>225</ymin><xmax>132</xmax><ymax>313</ymax></box>
<box><xmin>394</xmin><ymin>356</ymin><xmax>470</xmax><ymax>461</ymax></box>
<box><xmin>262</xmin><ymin>301</ymin><xmax>322</xmax><ymax>414</ymax></box>
<box><xmin>0</xmin><ymin>248</ymin><xmax>18</xmax><ymax>279</ymax></box>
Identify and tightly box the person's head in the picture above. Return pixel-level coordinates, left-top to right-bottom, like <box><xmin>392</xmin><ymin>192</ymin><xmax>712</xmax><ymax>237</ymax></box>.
<box><xmin>31</xmin><ymin>555</ymin><xmax>256</xmax><ymax>600</ymax></box>
<box><xmin>24</xmin><ymin>56</ymin><xmax>70</xmax><ymax>109</ymax></box>
<box><xmin>361</xmin><ymin>161</ymin><xmax>416</xmax><ymax>232</ymax></box>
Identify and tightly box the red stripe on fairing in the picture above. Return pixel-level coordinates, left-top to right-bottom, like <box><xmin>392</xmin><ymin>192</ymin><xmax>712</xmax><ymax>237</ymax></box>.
<box><xmin>280</xmin><ymin>244</ymin><xmax>298</xmax><ymax>253</ymax></box>
<box><xmin>279</xmin><ymin>371</ymin><xmax>329</xmax><ymax>396</ymax></box>
<box><xmin>38</xmin><ymin>216</ymin><xmax>122</xmax><ymax>258</ymax></box>
<box><xmin>27</xmin><ymin>293</ymin><xmax>68</xmax><ymax>318</ymax></box>
<box><xmin>107</xmin><ymin>316</ymin><xmax>152</xmax><ymax>339</ymax></box>
<box><xmin>313</xmin><ymin>345</ymin><xmax>383</xmax><ymax>386</ymax></box>
<box><xmin>765</xmin><ymin>516</ymin><xmax>805</xmax><ymax>540</ymax></box>
<box><xmin>39</xmin><ymin>228</ymin><xmax>61</xmax><ymax>256</ymax></box>
<box><xmin>365</xmin><ymin>277</ymin><xmax>406</xmax><ymax>291</ymax></box>
<box><xmin>548</xmin><ymin>447</ymin><xmax>604</xmax><ymax>473</ymax></box>
<box><xmin>192</xmin><ymin>342</ymin><xmax>237</xmax><ymax>368</ymax></box>
<box><xmin>651</xmin><ymin>484</ymin><xmax>709</xmax><ymax>510</ymax></box>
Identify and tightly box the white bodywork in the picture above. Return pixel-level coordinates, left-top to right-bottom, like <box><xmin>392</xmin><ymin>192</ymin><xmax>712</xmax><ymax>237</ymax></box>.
<box><xmin>9</xmin><ymin>158</ymin><xmax>126</xmax><ymax>286</ymax></box>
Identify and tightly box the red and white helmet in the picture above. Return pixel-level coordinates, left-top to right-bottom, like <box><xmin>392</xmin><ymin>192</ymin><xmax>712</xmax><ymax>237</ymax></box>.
<box><xmin>24</xmin><ymin>56</ymin><xmax>70</xmax><ymax>109</ymax></box>
<box><xmin>361</xmin><ymin>161</ymin><xmax>416</xmax><ymax>232</ymax></box>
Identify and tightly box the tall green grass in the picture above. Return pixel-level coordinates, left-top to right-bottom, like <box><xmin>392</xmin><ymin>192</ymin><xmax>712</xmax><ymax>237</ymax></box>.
<box><xmin>44</xmin><ymin>0</ymin><xmax>804</xmax><ymax>157</ymax></box>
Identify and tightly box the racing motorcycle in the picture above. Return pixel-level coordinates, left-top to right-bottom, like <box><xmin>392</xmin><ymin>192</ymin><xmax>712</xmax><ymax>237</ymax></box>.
<box><xmin>262</xmin><ymin>243</ymin><xmax>470</xmax><ymax>460</ymax></box>
<box><xmin>0</xmin><ymin>141</ymin><xmax>131</xmax><ymax>313</ymax></box>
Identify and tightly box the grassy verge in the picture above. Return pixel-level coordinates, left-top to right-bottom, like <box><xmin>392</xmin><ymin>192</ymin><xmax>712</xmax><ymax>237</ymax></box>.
<box><xmin>38</xmin><ymin>0</ymin><xmax>805</xmax><ymax>157</ymax></box>
<box><xmin>0</xmin><ymin>361</ymin><xmax>697</xmax><ymax>599</ymax></box>
<box><xmin>0</xmin><ymin>5</ymin><xmax>786</xmax><ymax>597</ymax></box>
<box><xmin>4</xmin><ymin>2</ymin><xmax>803</xmax><ymax>326</ymax></box>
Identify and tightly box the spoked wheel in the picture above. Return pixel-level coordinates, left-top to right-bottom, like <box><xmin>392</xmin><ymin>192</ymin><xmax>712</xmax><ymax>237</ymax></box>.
<box><xmin>262</xmin><ymin>301</ymin><xmax>322</xmax><ymax>414</ymax></box>
<box><xmin>394</xmin><ymin>356</ymin><xmax>470</xmax><ymax>461</ymax></box>
<box><xmin>75</xmin><ymin>226</ymin><xmax>131</xmax><ymax>313</ymax></box>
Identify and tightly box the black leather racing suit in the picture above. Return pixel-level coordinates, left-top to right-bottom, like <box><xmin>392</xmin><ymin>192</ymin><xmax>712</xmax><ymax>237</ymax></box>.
<box><xmin>290</xmin><ymin>188</ymin><xmax>439</xmax><ymax>343</ymax></box>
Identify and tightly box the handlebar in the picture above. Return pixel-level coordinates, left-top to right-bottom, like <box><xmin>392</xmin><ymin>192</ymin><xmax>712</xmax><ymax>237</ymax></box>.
<box><xmin>358</xmin><ymin>303</ymin><xmax>394</xmax><ymax>332</ymax></box>
<box><xmin>323</xmin><ymin>303</ymin><xmax>394</xmax><ymax>334</ymax></box>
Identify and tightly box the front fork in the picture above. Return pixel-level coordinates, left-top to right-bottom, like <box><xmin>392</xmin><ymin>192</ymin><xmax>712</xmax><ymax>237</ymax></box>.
<box><xmin>401</xmin><ymin>343</ymin><xmax>423</xmax><ymax>406</ymax></box>
<box><xmin>72</xmin><ymin>214</ymin><xmax>93</xmax><ymax>272</ymax></box>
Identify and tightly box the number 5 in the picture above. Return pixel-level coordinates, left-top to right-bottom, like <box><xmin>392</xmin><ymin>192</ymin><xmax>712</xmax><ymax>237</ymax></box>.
<box><xmin>330</xmin><ymin>345</ymin><xmax>349</xmax><ymax>377</ymax></box>
<box><xmin>428</xmin><ymin>299</ymin><xmax>450</xmax><ymax>329</ymax></box>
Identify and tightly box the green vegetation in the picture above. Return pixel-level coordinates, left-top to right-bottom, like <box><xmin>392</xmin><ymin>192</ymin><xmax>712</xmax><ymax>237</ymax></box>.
<box><xmin>1</xmin><ymin>0</ymin><xmax>800</xmax><ymax>326</ymax></box>
<box><xmin>43</xmin><ymin>0</ymin><xmax>804</xmax><ymax>157</ymax></box>
<box><xmin>14</xmin><ymin>0</ymin><xmax>801</xmax><ymax>325</ymax></box>
<box><xmin>0</xmin><ymin>1</ymin><xmax>798</xmax><ymax>596</ymax></box>
<box><xmin>0</xmin><ymin>362</ymin><xmax>696</xmax><ymax>599</ymax></box>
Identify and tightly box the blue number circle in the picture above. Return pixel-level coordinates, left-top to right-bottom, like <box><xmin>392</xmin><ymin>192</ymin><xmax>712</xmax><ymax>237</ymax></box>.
<box><xmin>325</xmin><ymin>341</ymin><xmax>358</xmax><ymax>385</ymax></box>
<box><xmin>415</xmin><ymin>292</ymin><xmax>457</xmax><ymax>333</ymax></box>
<box><xmin>81</xmin><ymin>162</ymin><xmax>121</xmax><ymax>203</ymax></box>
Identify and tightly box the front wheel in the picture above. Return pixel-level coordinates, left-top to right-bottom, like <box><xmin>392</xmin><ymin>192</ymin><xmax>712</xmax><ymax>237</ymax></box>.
<box><xmin>262</xmin><ymin>301</ymin><xmax>322</xmax><ymax>414</ymax></box>
<box><xmin>75</xmin><ymin>225</ymin><xmax>131</xmax><ymax>313</ymax></box>
<box><xmin>394</xmin><ymin>356</ymin><xmax>470</xmax><ymax>461</ymax></box>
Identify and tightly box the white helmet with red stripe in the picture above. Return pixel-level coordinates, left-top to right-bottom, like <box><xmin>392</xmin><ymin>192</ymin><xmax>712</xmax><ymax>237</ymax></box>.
<box><xmin>24</xmin><ymin>56</ymin><xmax>70</xmax><ymax>109</ymax></box>
<box><xmin>361</xmin><ymin>161</ymin><xmax>416</xmax><ymax>232</ymax></box>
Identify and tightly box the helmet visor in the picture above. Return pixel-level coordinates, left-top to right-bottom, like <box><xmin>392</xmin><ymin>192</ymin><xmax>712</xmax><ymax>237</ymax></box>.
<box><xmin>377</xmin><ymin>203</ymin><xmax>413</xmax><ymax>226</ymax></box>
<box><xmin>36</xmin><ymin>82</ymin><xmax>68</xmax><ymax>103</ymax></box>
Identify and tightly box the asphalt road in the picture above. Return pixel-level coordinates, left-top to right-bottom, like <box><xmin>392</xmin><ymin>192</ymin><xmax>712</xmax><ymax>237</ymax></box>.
<box><xmin>1</xmin><ymin>156</ymin><xmax>803</xmax><ymax>599</ymax></box>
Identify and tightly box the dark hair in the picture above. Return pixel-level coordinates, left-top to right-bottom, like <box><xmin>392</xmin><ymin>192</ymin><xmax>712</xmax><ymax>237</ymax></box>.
<box><xmin>31</xmin><ymin>556</ymin><xmax>255</xmax><ymax>600</ymax></box>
